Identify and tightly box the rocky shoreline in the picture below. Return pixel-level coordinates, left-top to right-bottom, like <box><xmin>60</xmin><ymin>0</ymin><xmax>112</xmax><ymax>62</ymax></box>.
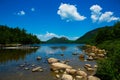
<box><xmin>47</xmin><ymin>57</ymin><xmax>100</xmax><ymax>80</ymax></box>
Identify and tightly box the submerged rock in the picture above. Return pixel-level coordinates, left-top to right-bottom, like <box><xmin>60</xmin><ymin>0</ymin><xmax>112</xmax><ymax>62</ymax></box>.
<box><xmin>24</xmin><ymin>67</ymin><xmax>29</xmax><ymax>70</ymax></box>
<box><xmin>31</xmin><ymin>64</ymin><xmax>35</xmax><ymax>67</ymax></box>
<box><xmin>20</xmin><ymin>65</ymin><xmax>25</xmax><ymax>67</ymax></box>
<box><xmin>36</xmin><ymin>56</ymin><xmax>42</xmax><ymax>60</ymax></box>
<box><xmin>72</xmin><ymin>52</ymin><xmax>78</xmax><ymax>55</ymax></box>
<box><xmin>32</xmin><ymin>67</ymin><xmax>42</xmax><ymax>72</ymax></box>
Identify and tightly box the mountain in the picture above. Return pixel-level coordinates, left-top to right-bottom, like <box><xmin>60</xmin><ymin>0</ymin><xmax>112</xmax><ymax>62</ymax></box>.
<box><xmin>46</xmin><ymin>37</ymin><xmax>72</xmax><ymax>43</ymax></box>
<box><xmin>75</xmin><ymin>26</ymin><xmax>112</xmax><ymax>44</ymax></box>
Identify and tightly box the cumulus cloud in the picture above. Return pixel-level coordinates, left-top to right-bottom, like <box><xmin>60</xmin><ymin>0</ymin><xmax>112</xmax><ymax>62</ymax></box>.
<box><xmin>17</xmin><ymin>10</ymin><xmax>25</xmax><ymax>16</ymax></box>
<box><xmin>90</xmin><ymin>4</ymin><xmax>102</xmax><ymax>13</ymax></box>
<box><xmin>31</xmin><ymin>8</ymin><xmax>35</xmax><ymax>11</ymax></box>
<box><xmin>90</xmin><ymin>4</ymin><xmax>119</xmax><ymax>22</ymax></box>
<box><xmin>36</xmin><ymin>32</ymin><xmax>78</xmax><ymax>41</ymax></box>
<box><xmin>57</xmin><ymin>3</ymin><xmax>86</xmax><ymax>22</ymax></box>
<box><xmin>99</xmin><ymin>12</ymin><xmax>119</xmax><ymax>22</ymax></box>
<box><xmin>90</xmin><ymin>4</ymin><xmax>102</xmax><ymax>22</ymax></box>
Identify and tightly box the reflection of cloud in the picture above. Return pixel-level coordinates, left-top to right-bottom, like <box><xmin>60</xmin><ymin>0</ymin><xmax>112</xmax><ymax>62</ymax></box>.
<box><xmin>37</xmin><ymin>46</ymin><xmax>59</xmax><ymax>54</ymax></box>
<box><xmin>46</xmin><ymin>50</ymin><xmax>54</xmax><ymax>54</ymax></box>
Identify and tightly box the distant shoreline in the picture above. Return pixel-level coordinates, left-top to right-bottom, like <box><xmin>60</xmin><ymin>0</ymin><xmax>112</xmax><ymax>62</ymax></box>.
<box><xmin>0</xmin><ymin>44</ymin><xmax>39</xmax><ymax>49</ymax></box>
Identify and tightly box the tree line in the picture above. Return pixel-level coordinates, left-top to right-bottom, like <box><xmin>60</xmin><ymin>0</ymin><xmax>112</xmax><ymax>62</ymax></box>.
<box><xmin>0</xmin><ymin>25</ymin><xmax>41</xmax><ymax>44</ymax></box>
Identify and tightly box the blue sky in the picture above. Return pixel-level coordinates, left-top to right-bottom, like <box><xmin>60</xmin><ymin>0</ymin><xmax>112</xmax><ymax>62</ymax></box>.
<box><xmin>0</xmin><ymin>0</ymin><xmax>120</xmax><ymax>41</ymax></box>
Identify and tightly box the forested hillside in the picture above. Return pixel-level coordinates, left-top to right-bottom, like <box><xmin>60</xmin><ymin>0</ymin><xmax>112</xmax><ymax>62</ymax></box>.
<box><xmin>0</xmin><ymin>25</ymin><xmax>41</xmax><ymax>44</ymax></box>
<box><xmin>77</xmin><ymin>22</ymin><xmax>120</xmax><ymax>80</ymax></box>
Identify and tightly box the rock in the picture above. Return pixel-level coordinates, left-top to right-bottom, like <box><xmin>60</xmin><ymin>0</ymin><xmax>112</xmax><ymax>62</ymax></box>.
<box><xmin>87</xmin><ymin>56</ymin><xmax>93</xmax><ymax>61</ymax></box>
<box><xmin>56</xmin><ymin>74</ymin><xmax>60</xmax><ymax>78</ymax></box>
<box><xmin>79</xmin><ymin>54</ymin><xmax>84</xmax><ymax>58</ymax></box>
<box><xmin>61</xmin><ymin>54</ymin><xmax>64</xmax><ymax>56</ymax></box>
<box><xmin>97</xmin><ymin>54</ymin><xmax>105</xmax><ymax>57</ymax></box>
<box><xmin>24</xmin><ymin>67</ymin><xmax>29</xmax><ymax>70</ymax></box>
<box><xmin>51</xmin><ymin>62</ymin><xmax>72</xmax><ymax>71</ymax></box>
<box><xmin>32</xmin><ymin>67</ymin><xmax>42</xmax><ymax>72</ymax></box>
<box><xmin>31</xmin><ymin>64</ymin><xmax>35</xmax><ymax>67</ymax></box>
<box><xmin>76</xmin><ymin>76</ymin><xmax>83</xmax><ymax>80</ymax></box>
<box><xmin>86</xmin><ymin>68</ymin><xmax>94</xmax><ymax>71</ymax></box>
<box><xmin>85</xmin><ymin>64</ymin><xmax>92</xmax><ymax>68</ymax></box>
<box><xmin>20</xmin><ymin>65</ymin><xmax>25</xmax><ymax>67</ymax></box>
<box><xmin>89</xmin><ymin>53</ymin><xmax>96</xmax><ymax>57</ymax></box>
<box><xmin>72</xmin><ymin>52</ymin><xmax>78</xmax><ymax>55</ymax></box>
<box><xmin>36</xmin><ymin>56</ymin><xmax>42</xmax><ymax>60</ymax></box>
<box><xmin>39</xmin><ymin>69</ymin><xmax>43</xmax><ymax>72</ymax></box>
<box><xmin>61</xmin><ymin>74</ymin><xmax>73</xmax><ymax>80</ymax></box>
<box><xmin>84</xmin><ymin>64</ymin><xmax>94</xmax><ymax>71</ymax></box>
<box><xmin>66</xmin><ymin>68</ymin><xmax>77</xmax><ymax>75</ymax></box>
<box><xmin>48</xmin><ymin>58</ymin><xmax>59</xmax><ymax>64</ymax></box>
<box><xmin>88</xmin><ymin>76</ymin><xmax>100</xmax><ymax>80</ymax></box>
<box><xmin>94</xmin><ymin>65</ymin><xmax>98</xmax><ymax>68</ymax></box>
<box><xmin>76</xmin><ymin>71</ymin><xmax>87</xmax><ymax>77</ymax></box>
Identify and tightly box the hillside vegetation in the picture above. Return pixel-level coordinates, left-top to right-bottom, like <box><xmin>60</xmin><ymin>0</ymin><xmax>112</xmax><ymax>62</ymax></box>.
<box><xmin>0</xmin><ymin>25</ymin><xmax>41</xmax><ymax>44</ymax></box>
<box><xmin>77</xmin><ymin>22</ymin><xmax>120</xmax><ymax>80</ymax></box>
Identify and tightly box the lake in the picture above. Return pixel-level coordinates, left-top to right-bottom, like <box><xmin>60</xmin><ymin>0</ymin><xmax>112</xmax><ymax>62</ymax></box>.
<box><xmin>0</xmin><ymin>44</ymin><xmax>96</xmax><ymax>80</ymax></box>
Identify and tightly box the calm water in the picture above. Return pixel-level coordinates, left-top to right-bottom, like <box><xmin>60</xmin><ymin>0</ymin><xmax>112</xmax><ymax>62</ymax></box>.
<box><xmin>0</xmin><ymin>44</ymin><xmax>96</xmax><ymax>80</ymax></box>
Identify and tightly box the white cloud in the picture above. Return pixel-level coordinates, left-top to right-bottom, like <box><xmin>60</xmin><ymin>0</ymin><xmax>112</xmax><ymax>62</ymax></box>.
<box><xmin>90</xmin><ymin>4</ymin><xmax>102</xmax><ymax>13</ymax></box>
<box><xmin>31</xmin><ymin>8</ymin><xmax>35</xmax><ymax>11</ymax></box>
<box><xmin>99</xmin><ymin>12</ymin><xmax>119</xmax><ymax>22</ymax></box>
<box><xmin>17</xmin><ymin>10</ymin><xmax>25</xmax><ymax>16</ymax></box>
<box><xmin>57</xmin><ymin>3</ymin><xmax>86</xmax><ymax>22</ymax></box>
<box><xmin>90</xmin><ymin>4</ymin><xmax>119</xmax><ymax>22</ymax></box>
<box><xmin>90</xmin><ymin>4</ymin><xmax>102</xmax><ymax>22</ymax></box>
<box><xmin>36</xmin><ymin>32</ymin><xmax>78</xmax><ymax>41</ymax></box>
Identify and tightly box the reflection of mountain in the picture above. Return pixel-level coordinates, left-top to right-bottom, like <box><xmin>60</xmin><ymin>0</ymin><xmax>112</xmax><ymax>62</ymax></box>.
<box><xmin>0</xmin><ymin>48</ymin><xmax>38</xmax><ymax>64</ymax></box>
<box><xmin>46</xmin><ymin>37</ymin><xmax>72</xmax><ymax>43</ymax></box>
<box><xmin>59</xmin><ymin>46</ymin><xmax>67</xmax><ymax>51</ymax></box>
<box><xmin>50</xmin><ymin>46</ymin><xmax>67</xmax><ymax>51</ymax></box>
<box><xmin>50</xmin><ymin>46</ymin><xmax>59</xmax><ymax>50</ymax></box>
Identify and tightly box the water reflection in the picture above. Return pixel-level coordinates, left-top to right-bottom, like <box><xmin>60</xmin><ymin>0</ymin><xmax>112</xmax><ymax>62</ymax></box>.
<box><xmin>0</xmin><ymin>44</ymin><xmax>96</xmax><ymax>80</ymax></box>
<box><xmin>0</xmin><ymin>48</ymin><xmax>38</xmax><ymax>64</ymax></box>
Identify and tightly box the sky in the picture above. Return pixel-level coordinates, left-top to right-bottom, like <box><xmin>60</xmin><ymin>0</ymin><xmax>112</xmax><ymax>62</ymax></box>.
<box><xmin>0</xmin><ymin>0</ymin><xmax>120</xmax><ymax>41</ymax></box>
